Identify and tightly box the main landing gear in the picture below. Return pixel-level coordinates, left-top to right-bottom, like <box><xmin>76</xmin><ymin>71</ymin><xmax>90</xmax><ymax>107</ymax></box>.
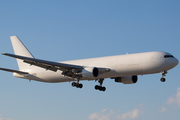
<box><xmin>71</xmin><ymin>77</ymin><xmax>83</xmax><ymax>89</ymax></box>
<box><xmin>72</xmin><ymin>82</ymin><xmax>83</xmax><ymax>88</ymax></box>
<box><xmin>160</xmin><ymin>71</ymin><xmax>167</xmax><ymax>82</ymax></box>
<box><xmin>95</xmin><ymin>79</ymin><xmax>106</xmax><ymax>91</ymax></box>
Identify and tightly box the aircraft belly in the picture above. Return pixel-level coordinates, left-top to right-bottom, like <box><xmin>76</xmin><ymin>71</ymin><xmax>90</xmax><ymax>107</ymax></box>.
<box><xmin>113</xmin><ymin>64</ymin><xmax>141</xmax><ymax>76</ymax></box>
<box><xmin>26</xmin><ymin>71</ymin><xmax>71</xmax><ymax>83</ymax></box>
<box><xmin>140</xmin><ymin>59</ymin><xmax>166</xmax><ymax>74</ymax></box>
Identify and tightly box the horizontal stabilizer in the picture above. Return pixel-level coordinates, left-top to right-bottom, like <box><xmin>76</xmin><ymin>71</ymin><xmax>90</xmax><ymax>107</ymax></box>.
<box><xmin>0</xmin><ymin>67</ymin><xmax>29</xmax><ymax>74</ymax></box>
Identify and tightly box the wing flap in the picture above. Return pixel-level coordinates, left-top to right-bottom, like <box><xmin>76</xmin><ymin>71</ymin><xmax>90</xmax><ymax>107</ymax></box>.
<box><xmin>23</xmin><ymin>59</ymin><xmax>58</xmax><ymax>72</ymax></box>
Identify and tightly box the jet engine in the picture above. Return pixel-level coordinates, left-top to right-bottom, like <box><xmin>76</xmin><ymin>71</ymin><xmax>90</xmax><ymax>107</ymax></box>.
<box><xmin>81</xmin><ymin>67</ymin><xmax>99</xmax><ymax>79</ymax></box>
<box><xmin>115</xmin><ymin>75</ymin><xmax>138</xmax><ymax>84</ymax></box>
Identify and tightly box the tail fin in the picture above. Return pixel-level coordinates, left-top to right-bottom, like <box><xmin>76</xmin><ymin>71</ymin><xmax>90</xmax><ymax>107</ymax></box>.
<box><xmin>10</xmin><ymin>36</ymin><xmax>34</xmax><ymax>70</ymax></box>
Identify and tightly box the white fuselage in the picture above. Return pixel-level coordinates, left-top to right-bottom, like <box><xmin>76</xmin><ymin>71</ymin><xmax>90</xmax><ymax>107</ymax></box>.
<box><xmin>14</xmin><ymin>51</ymin><xmax>178</xmax><ymax>83</ymax></box>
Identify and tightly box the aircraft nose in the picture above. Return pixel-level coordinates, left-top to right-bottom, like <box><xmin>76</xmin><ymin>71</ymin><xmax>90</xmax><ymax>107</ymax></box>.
<box><xmin>174</xmin><ymin>58</ymin><xmax>179</xmax><ymax>66</ymax></box>
<box><xmin>171</xmin><ymin>57</ymin><xmax>179</xmax><ymax>68</ymax></box>
<box><xmin>165</xmin><ymin>56</ymin><xmax>179</xmax><ymax>69</ymax></box>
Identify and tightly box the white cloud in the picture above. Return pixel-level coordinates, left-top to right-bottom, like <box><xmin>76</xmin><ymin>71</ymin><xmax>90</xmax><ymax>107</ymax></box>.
<box><xmin>0</xmin><ymin>114</ymin><xmax>12</xmax><ymax>120</ymax></box>
<box><xmin>88</xmin><ymin>113</ymin><xmax>100</xmax><ymax>120</ymax></box>
<box><xmin>88</xmin><ymin>105</ymin><xmax>143</xmax><ymax>120</ymax></box>
<box><xmin>88</xmin><ymin>108</ymin><xmax>115</xmax><ymax>120</ymax></box>
<box><xmin>0</xmin><ymin>118</ymin><xmax>12</xmax><ymax>120</ymax></box>
<box><xmin>166</xmin><ymin>87</ymin><xmax>180</xmax><ymax>107</ymax></box>
<box><xmin>160</xmin><ymin>87</ymin><xmax>180</xmax><ymax>112</ymax></box>
<box><xmin>101</xmin><ymin>108</ymin><xmax>107</xmax><ymax>113</ymax></box>
<box><xmin>160</xmin><ymin>106</ymin><xmax>168</xmax><ymax>112</ymax></box>
<box><xmin>117</xmin><ymin>109</ymin><xmax>140</xmax><ymax>120</ymax></box>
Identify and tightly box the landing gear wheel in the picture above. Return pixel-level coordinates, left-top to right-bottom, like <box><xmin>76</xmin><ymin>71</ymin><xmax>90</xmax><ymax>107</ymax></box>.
<box><xmin>160</xmin><ymin>78</ymin><xmax>166</xmax><ymax>82</ymax></box>
<box><xmin>102</xmin><ymin>87</ymin><xmax>106</xmax><ymax>91</ymax></box>
<box><xmin>94</xmin><ymin>85</ymin><xmax>106</xmax><ymax>91</ymax></box>
<box><xmin>99</xmin><ymin>87</ymin><xmax>106</xmax><ymax>91</ymax></box>
<box><xmin>79</xmin><ymin>84</ymin><xmax>83</xmax><ymax>88</ymax></box>
<box><xmin>72</xmin><ymin>82</ymin><xmax>76</xmax><ymax>87</ymax></box>
<box><xmin>95</xmin><ymin>85</ymin><xmax>99</xmax><ymax>90</ymax></box>
<box><xmin>72</xmin><ymin>82</ymin><xmax>83</xmax><ymax>88</ymax></box>
<box><xmin>76</xmin><ymin>83</ymin><xmax>79</xmax><ymax>88</ymax></box>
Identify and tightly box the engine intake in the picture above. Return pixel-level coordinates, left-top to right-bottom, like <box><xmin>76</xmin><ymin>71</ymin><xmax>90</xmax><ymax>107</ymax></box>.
<box><xmin>115</xmin><ymin>75</ymin><xmax>138</xmax><ymax>84</ymax></box>
<box><xmin>81</xmin><ymin>67</ymin><xmax>99</xmax><ymax>79</ymax></box>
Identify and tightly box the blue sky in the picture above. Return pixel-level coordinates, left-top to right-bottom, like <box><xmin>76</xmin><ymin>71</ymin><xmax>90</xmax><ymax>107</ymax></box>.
<box><xmin>0</xmin><ymin>0</ymin><xmax>180</xmax><ymax>120</ymax></box>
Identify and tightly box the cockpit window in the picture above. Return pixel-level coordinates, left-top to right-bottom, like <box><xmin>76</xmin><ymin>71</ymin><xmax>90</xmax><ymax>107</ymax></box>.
<box><xmin>164</xmin><ymin>55</ymin><xmax>174</xmax><ymax>58</ymax></box>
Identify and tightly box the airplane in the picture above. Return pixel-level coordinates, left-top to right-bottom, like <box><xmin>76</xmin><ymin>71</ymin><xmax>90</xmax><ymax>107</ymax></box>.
<box><xmin>0</xmin><ymin>36</ymin><xmax>179</xmax><ymax>91</ymax></box>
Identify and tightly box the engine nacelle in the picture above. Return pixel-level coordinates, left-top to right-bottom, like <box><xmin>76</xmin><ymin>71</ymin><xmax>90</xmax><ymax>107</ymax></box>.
<box><xmin>81</xmin><ymin>67</ymin><xmax>99</xmax><ymax>79</ymax></box>
<box><xmin>115</xmin><ymin>75</ymin><xmax>138</xmax><ymax>84</ymax></box>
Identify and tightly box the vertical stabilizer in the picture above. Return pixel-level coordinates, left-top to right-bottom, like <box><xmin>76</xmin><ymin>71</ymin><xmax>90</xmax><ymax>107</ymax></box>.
<box><xmin>10</xmin><ymin>36</ymin><xmax>34</xmax><ymax>70</ymax></box>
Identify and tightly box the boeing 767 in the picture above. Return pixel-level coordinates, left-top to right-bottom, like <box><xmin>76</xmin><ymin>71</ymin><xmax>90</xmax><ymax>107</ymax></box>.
<box><xmin>0</xmin><ymin>36</ymin><xmax>178</xmax><ymax>91</ymax></box>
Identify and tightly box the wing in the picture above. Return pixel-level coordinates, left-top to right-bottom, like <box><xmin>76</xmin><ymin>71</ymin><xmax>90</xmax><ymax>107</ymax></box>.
<box><xmin>2</xmin><ymin>52</ymin><xmax>82</xmax><ymax>70</ymax></box>
<box><xmin>2</xmin><ymin>53</ymin><xmax>111</xmax><ymax>78</ymax></box>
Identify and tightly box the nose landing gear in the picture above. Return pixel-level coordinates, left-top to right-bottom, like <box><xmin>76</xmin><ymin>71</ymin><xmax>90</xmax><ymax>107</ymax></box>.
<box><xmin>160</xmin><ymin>71</ymin><xmax>167</xmax><ymax>82</ymax></box>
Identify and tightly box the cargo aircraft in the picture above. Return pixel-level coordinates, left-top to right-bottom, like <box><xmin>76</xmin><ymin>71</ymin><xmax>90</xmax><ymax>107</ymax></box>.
<box><xmin>0</xmin><ymin>36</ymin><xmax>178</xmax><ymax>91</ymax></box>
